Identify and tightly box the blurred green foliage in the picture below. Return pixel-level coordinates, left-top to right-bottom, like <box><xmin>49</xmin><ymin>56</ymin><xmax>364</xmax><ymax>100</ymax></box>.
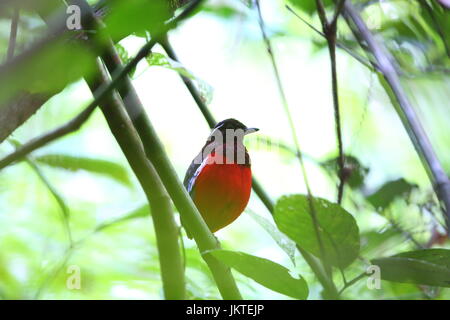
<box><xmin>0</xmin><ymin>0</ymin><xmax>449</xmax><ymax>300</ymax></box>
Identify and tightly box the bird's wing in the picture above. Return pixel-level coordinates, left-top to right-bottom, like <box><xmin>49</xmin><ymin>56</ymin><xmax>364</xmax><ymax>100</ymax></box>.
<box><xmin>184</xmin><ymin>153</ymin><xmax>210</xmax><ymax>194</ymax></box>
<box><xmin>183</xmin><ymin>156</ymin><xmax>201</xmax><ymax>193</ymax></box>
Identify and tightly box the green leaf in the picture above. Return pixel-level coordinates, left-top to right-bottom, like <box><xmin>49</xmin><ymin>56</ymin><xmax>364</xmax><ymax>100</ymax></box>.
<box><xmin>209</xmin><ymin>249</ymin><xmax>308</xmax><ymax>299</ymax></box>
<box><xmin>104</xmin><ymin>0</ymin><xmax>172</xmax><ymax>42</ymax></box>
<box><xmin>372</xmin><ymin>249</ymin><xmax>450</xmax><ymax>287</ymax></box>
<box><xmin>248</xmin><ymin>210</ymin><xmax>297</xmax><ymax>266</ymax></box>
<box><xmin>274</xmin><ymin>194</ymin><xmax>360</xmax><ymax>268</ymax></box>
<box><xmin>367</xmin><ymin>178</ymin><xmax>417</xmax><ymax>210</ymax></box>
<box><xmin>35</xmin><ymin>154</ymin><xmax>131</xmax><ymax>186</ymax></box>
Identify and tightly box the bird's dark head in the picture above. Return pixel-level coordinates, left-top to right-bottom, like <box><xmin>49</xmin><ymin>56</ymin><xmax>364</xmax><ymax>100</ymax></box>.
<box><xmin>213</xmin><ymin>118</ymin><xmax>259</xmax><ymax>136</ymax></box>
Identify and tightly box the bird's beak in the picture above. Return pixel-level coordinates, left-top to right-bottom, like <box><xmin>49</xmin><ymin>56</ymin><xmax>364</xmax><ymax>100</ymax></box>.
<box><xmin>245</xmin><ymin>127</ymin><xmax>259</xmax><ymax>135</ymax></box>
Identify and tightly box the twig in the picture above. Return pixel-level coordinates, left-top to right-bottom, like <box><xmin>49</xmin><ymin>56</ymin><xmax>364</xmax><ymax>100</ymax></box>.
<box><xmin>286</xmin><ymin>5</ymin><xmax>377</xmax><ymax>71</ymax></box>
<box><xmin>342</xmin><ymin>1</ymin><xmax>450</xmax><ymax>231</ymax></box>
<box><xmin>7</xmin><ymin>6</ymin><xmax>19</xmax><ymax>61</ymax></box>
<box><xmin>338</xmin><ymin>271</ymin><xmax>367</xmax><ymax>296</ymax></box>
<box><xmin>331</xmin><ymin>0</ymin><xmax>347</xmax><ymax>27</ymax></box>
<box><xmin>315</xmin><ymin>0</ymin><xmax>346</xmax><ymax>204</ymax></box>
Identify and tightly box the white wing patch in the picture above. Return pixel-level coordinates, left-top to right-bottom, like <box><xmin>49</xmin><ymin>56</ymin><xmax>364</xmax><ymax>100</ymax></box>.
<box><xmin>187</xmin><ymin>155</ymin><xmax>210</xmax><ymax>194</ymax></box>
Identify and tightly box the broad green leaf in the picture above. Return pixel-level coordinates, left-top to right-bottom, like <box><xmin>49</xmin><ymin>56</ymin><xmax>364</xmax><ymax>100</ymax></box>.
<box><xmin>104</xmin><ymin>0</ymin><xmax>171</xmax><ymax>42</ymax></box>
<box><xmin>209</xmin><ymin>249</ymin><xmax>308</xmax><ymax>299</ymax></box>
<box><xmin>248</xmin><ymin>210</ymin><xmax>296</xmax><ymax>266</ymax></box>
<box><xmin>367</xmin><ymin>178</ymin><xmax>417</xmax><ymax>210</ymax></box>
<box><xmin>372</xmin><ymin>249</ymin><xmax>450</xmax><ymax>287</ymax></box>
<box><xmin>274</xmin><ymin>194</ymin><xmax>360</xmax><ymax>268</ymax></box>
<box><xmin>35</xmin><ymin>154</ymin><xmax>131</xmax><ymax>186</ymax></box>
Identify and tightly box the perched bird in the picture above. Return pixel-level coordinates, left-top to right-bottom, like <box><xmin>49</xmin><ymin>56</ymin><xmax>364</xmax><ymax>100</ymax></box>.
<box><xmin>183</xmin><ymin>119</ymin><xmax>258</xmax><ymax>234</ymax></box>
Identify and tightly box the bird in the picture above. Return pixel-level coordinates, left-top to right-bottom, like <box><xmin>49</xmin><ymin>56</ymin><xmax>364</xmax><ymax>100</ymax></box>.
<box><xmin>183</xmin><ymin>119</ymin><xmax>258</xmax><ymax>235</ymax></box>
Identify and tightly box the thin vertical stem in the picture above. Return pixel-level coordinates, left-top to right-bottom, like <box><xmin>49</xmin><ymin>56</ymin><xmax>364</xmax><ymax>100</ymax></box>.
<box><xmin>315</xmin><ymin>0</ymin><xmax>346</xmax><ymax>203</ymax></box>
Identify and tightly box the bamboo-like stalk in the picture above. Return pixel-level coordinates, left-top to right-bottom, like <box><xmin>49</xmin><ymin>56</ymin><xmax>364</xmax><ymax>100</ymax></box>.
<box><xmin>86</xmin><ymin>60</ymin><xmax>186</xmax><ymax>299</ymax></box>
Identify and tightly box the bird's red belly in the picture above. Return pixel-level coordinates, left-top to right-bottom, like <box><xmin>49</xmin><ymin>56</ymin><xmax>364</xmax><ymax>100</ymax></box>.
<box><xmin>192</xmin><ymin>162</ymin><xmax>252</xmax><ymax>232</ymax></box>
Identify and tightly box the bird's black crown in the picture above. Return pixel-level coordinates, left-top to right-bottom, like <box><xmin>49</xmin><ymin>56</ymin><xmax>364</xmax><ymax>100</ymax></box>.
<box><xmin>214</xmin><ymin>118</ymin><xmax>248</xmax><ymax>132</ymax></box>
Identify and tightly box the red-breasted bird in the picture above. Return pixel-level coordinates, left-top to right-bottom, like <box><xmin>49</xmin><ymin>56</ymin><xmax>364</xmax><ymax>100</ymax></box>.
<box><xmin>183</xmin><ymin>119</ymin><xmax>258</xmax><ymax>235</ymax></box>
